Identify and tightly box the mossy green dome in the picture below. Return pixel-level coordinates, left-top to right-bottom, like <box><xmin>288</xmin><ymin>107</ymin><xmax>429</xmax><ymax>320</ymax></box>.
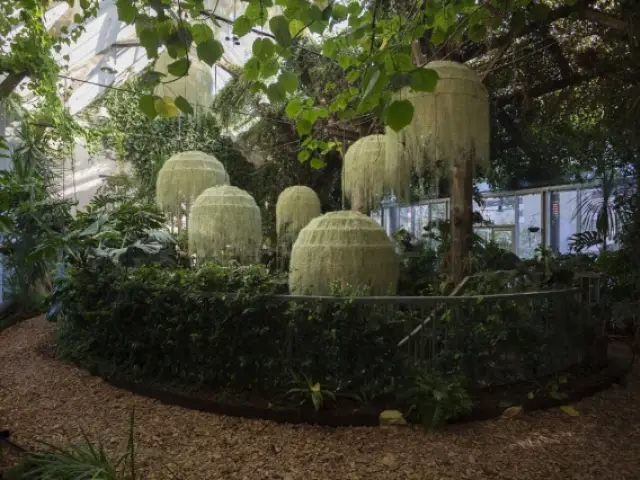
<box><xmin>276</xmin><ymin>185</ymin><xmax>321</xmax><ymax>242</ymax></box>
<box><xmin>189</xmin><ymin>185</ymin><xmax>262</xmax><ymax>264</ymax></box>
<box><xmin>289</xmin><ymin>210</ymin><xmax>399</xmax><ymax>295</ymax></box>
<box><xmin>156</xmin><ymin>150</ymin><xmax>229</xmax><ymax>215</ymax></box>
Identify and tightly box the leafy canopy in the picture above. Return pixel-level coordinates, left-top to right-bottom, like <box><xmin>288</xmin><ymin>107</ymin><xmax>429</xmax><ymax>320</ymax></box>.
<box><xmin>16</xmin><ymin>0</ymin><xmax>515</xmax><ymax>167</ymax></box>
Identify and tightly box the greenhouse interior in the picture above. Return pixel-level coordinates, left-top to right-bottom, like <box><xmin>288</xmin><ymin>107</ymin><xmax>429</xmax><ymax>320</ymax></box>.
<box><xmin>373</xmin><ymin>178</ymin><xmax>634</xmax><ymax>258</ymax></box>
<box><xmin>1</xmin><ymin>0</ymin><xmax>640</xmax><ymax>478</ymax></box>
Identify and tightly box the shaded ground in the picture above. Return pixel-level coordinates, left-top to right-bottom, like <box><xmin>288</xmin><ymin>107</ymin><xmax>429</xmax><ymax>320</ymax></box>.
<box><xmin>1</xmin><ymin>317</ymin><xmax>639</xmax><ymax>480</ymax></box>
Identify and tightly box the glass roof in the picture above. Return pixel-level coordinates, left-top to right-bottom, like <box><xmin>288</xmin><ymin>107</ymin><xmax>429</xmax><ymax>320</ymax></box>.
<box><xmin>17</xmin><ymin>0</ymin><xmax>269</xmax><ymax>116</ymax></box>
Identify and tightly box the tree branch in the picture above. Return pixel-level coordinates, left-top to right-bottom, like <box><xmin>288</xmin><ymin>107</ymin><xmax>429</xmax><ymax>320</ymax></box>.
<box><xmin>540</xmin><ymin>26</ymin><xmax>573</xmax><ymax>79</ymax></box>
<box><xmin>494</xmin><ymin>62</ymin><xmax>633</xmax><ymax>107</ymax></box>
<box><xmin>496</xmin><ymin>109</ymin><xmax>543</xmax><ymax>164</ymax></box>
<box><xmin>459</xmin><ymin>0</ymin><xmax>598</xmax><ymax>62</ymax></box>
<box><xmin>580</xmin><ymin>8</ymin><xmax>629</xmax><ymax>32</ymax></box>
<box><xmin>0</xmin><ymin>72</ymin><xmax>27</xmax><ymax>101</ymax></box>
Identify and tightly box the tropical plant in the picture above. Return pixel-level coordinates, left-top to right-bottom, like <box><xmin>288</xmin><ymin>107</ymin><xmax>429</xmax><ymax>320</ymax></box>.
<box><xmin>22</xmin><ymin>409</ymin><xmax>137</xmax><ymax>480</ymax></box>
<box><xmin>286</xmin><ymin>373</ymin><xmax>336</xmax><ymax>411</ymax></box>
<box><xmin>399</xmin><ymin>369</ymin><xmax>473</xmax><ymax>430</ymax></box>
<box><xmin>0</xmin><ymin>126</ymin><xmax>74</xmax><ymax>310</ymax></box>
<box><xmin>569</xmin><ymin>168</ymin><xmax>628</xmax><ymax>253</ymax></box>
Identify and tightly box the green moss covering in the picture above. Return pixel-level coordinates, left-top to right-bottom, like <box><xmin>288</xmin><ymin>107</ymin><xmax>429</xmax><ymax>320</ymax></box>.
<box><xmin>289</xmin><ymin>210</ymin><xmax>399</xmax><ymax>295</ymax></box>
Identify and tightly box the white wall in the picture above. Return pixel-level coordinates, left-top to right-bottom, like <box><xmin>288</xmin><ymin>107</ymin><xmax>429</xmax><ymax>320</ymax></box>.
<box><xmin>59</xmin><ymin>140</ymin><xmax>121</xmax><ymax>212</ymax></box>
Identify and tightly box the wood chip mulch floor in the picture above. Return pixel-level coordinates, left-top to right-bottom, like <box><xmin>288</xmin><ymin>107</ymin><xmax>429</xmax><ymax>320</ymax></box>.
<box><xmin>1</xmin><ymin>316</ymin><xmax>640</xmax><ymax>480</ymax></box>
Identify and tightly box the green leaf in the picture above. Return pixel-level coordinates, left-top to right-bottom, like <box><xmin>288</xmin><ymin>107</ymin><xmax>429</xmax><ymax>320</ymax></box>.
<box><xmin>346</xmin><ymin>69</ymin><xmax>360</xmax><ymax>83</ymax></box>
<box><xmin>233</xmin><ymin>15</ymin><xmax>252</xmax><ymax>37</ymax></box>
<box><xmin>337</xmin><ymin>55</ymin><xmax>353</xmax><ymax>70</ymax></box>
<box><xmin>115</xmin><ymin>0</ymin><xmax>136</xmax><ymax>23</ymax></box>
<box><xmin>139</xmin><ymin>28</ymin><xmax>159</xmax><ymax>59</ymax></box>
<box><xmin>310</xmin><ymin>157</ymin><xmax>325</xmax><ymax>169</ymax></box>
<box><xmin>244</xmin><ymin>58</ymin><xmax>260</xmax><ymax>81</ymax></box>
<box><xmin>410</xmin><ymin>68</ymin><xmax>439</xmax><ymax>92</ymax></box>
<box><xmin>308</xmin><ymin>20</ymin><xmax>328</xmax><ymax>35</ymax></box>
<box><xmin>278</xmin><ymin>71</ymin><xmax>298</xmax><ymax>94</ymax></box>
<box><xmin>267</xmin><ymin>83</ymin><xmax>286</xmax><ymax>103</ymax></box>
<box><xmin>245</xmin><ymin>2</ymin><xmax>268</xmax><ymax>26</ymax></box>
<box><xmin>296</xmin><ymin>119</ymin><xmax>312</xmax><ymax>136</ymax></box>
<box><xmin>274</xmin><ymin>44</ymin><xmax>293</xmax><ymax>59</ymax></box>
<box><xmin>155</xmin><ymin>96</ymin><xmax>179</xmax><ymax>118</ymax></box>
<box><xmin>142</xmin><ymin>70</ymin><xmax>165</xmax><ymax>85</ymax></box>
<box><xmin>467</xmin><ymin>23</ymin><xmax>487</xmax><ymax>42</ymax></box>
<box><xmin>391</xmin><ymin>53</ymin><xmax>415</xmax><ymax>72</ymax></box>
<box><xmin>253</xmin><ymin>38</ymin><xmax>275</xmax><ymax>60</ymax></box>
<box><xmin>249</xmin><ymin>81</ymin><xmax>267</xmax><ymax>94</ymax></box>
<box><xmin>315</xmin><ymin>107</ymin><xmax>328</xmax><ymax>119</ymax></box>
<box><xmin>322</xmin><ymin>40</ymin><xmax>337</xmax><ymax>59</ymax></box>
<box><xmin>260</xmin><ymin>60</ymin><xmax>279</xmax><ymax>78</ymax></box>
<box><xmin>174</xmin><ymin>96</ymin><xmax>194</xmax><ymax>115</ymax></box>
<box><xmin>73</xmin><ymin>13</ymin><xmax>83</xmax><ymax>23</ymax></box>
<box><xmin>196</xmin><ymin>39</ymin><xmax>224</xmax><ymax>66</ymax></box>
<box><xmin>297</xmin><ymin>150</ymin><xmax>310</xmax><ymax>162</ymax></box>
<box><xmin>270</xmin><ymin>15</ymin><xmax>292</xmax><ymax>46</ymax></box>
<box><xmin>289</xmin><ymin>19</ymin><xmax>306</xmax><ymax>37</ymax></box>
<box><xmin>331</xmin><ymin>3</ymin><xmax>348</xmax><ymax>20</ymax></box>
<box><xmin>285</xmin><ymin>98</ymin><xmax>303</xmax><ymax>118</ymax></box>
<box><xmin>385</xmin><ymin>99</ymin><xmax>414</xmax><ymax>132</ymax></box>
<box><xmin>347</xmin><ymin>1</ymin><xmax>362</xmax><ymax>15</ymax></box>
<box><xmin>191</xmin><ymin>23</ymin><xmax>213</xmax><ymax>44</ymax></box>
<box><xmin>530</xmin><ymin>3</ymin><xmax>550</xmax><ymax>21</ymax></box>
<box><xmin>362</xmin><ymin>68</ymin><xmax>387</xmax><ymax>101</ymax></box>
<box><xmin>139</xmin><ymin>95</ymin><xmax>157</xmax><ymax>119</ymax></box>
<box><xmin>167</xmin><ymin>58</ymin><xmax>190</xmax><ymax>76</ymax></box>
<box><xmin>261</xmin><ymin>38</ymin><xmax>275</xmax><ymax>59</ymax></box>
<box><xmin>430</xmin><ymin>28</ymin><xmax>446</xmax><ymax>46</ymax></box>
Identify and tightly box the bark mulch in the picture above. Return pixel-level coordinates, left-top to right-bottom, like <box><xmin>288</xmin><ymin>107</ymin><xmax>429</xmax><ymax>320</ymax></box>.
<box><xmin>1</xmin><ymin>316</ymin><xmax>639</xmax><ymax>480</ymax></box>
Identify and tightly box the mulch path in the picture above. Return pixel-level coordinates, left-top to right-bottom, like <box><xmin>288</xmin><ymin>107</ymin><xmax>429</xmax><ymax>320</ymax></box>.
<box><xmin>1</xmin><ymin>316</ymin><xmax>640</xmax><ymax>480</ymax></box>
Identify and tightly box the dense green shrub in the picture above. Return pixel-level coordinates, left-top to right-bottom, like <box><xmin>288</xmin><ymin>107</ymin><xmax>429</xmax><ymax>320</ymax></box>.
<box><xmin>53</xmin><ymin>259</ymin><xmax>597</xmax><ymax>403</ymax></box>
<box><xmin>54</xmin><ymin>263</ymin><xmax>409</xmax><ymax>395</ymax></box>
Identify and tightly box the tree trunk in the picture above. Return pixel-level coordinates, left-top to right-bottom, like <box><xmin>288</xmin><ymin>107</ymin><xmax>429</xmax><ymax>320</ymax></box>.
<box><xmin>450</xmin><ymin>154</ymin><xmax>473</xmax><ymax>283</ymax></box>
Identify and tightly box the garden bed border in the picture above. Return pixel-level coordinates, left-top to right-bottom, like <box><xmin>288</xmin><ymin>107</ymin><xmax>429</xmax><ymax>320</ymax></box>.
<box><xmin>89</xmin><ymin>364</ymin><xmax>628</xmax><ymax>427</ymax></box>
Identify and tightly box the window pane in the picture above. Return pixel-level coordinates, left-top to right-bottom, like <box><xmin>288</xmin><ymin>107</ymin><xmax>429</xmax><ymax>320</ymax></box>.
<box><xmin>558</xmin><ymin>190</ymin><xmax>579</xmax><ymax>254</ymax></box>
<box><xmin>493</xmin><ymin>228</ymin><xmax>515</xmax><ymax>252</ymax></box>
<box><xmin>430</xmin><ymin>202</ymin><xmax>447</xmax><ymax>222</ymax></box>
<box><xmin>517</xmin><ymin>194</ymin><xmax>542</xmax><ymax>258</ymax></box>
<box><xmin>480</xmin><ymin>196</ymin><xmax>516</xmax><ymax>225</ymax></box>
<box><xmin>398</xmin><ymin>207</ymin><xmax>412</xmax><ymax>233</ymax></box>
<box><xmin>414</xmin><ymin>205</ymin><xmax>430</xmax><ymax>238</ymax></box>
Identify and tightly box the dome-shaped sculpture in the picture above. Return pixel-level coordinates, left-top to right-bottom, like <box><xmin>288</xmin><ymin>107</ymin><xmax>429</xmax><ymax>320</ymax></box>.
<box><xmin>343</xmin><ymin>134</ymin><xmax>389</xmax><ymax>213</ymax></box>
<box><xmin>189</xmin><ymin>185</ymin><xmax>262</xmax><ymax>264</ymax></box>
<box><xmin>153</xmin><ymin>49</ymin><xmax>214</xmax><ymax>115</ymax></box>
<box><xmin>385</xmin><ymin>61</ymin><xmax>490</xmax><ymax>202</ymax></box>
<box><xmin>289</xmin><ymin>210</ymin><xmax>399</xmax><ymax>295</ymax></box>
<box><xmin>156</xmin><ymin>150</ymin><xmax>229</xmax><ymax>217</ymax></box>
<box><xmin>276</xmin><ymin>186</ymin><xmax>321</xmax><ymax>243</ymax></box>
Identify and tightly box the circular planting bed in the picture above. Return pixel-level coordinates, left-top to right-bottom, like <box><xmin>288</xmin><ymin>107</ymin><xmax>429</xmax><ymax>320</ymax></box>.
<box><xmin>83</xmin><ymin>358</ymin><xmax>628</xmax><ymax>428</ymax></box>
<box><xmin>52</xmin><ymin>263</ymin><xmax>626</xmax><ymax>429</ymax></box>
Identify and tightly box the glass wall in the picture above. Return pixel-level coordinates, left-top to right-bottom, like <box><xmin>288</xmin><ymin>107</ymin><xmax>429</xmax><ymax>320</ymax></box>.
<box><xmin>397</xmin><ymin>207</ymin><xmax>413</xmax><ymax>234</ymax></box>
<box><xmin>517</xmin><ymin>194</ymin><xmax>542</xmax><ymax>258</ymax></box>
<box><xmin>413</xmin><ymin>204</ymin><xmax>430</xmax><ymax>238</ymax></box>
<box><xmin>374</xmin><ymin>179</ymin><xmax>633</xmax><ymax>258</ymax></box>
<box><xmin>479</xmin><ymin>196</ymin><xmax>517</xmax><ymax>225</ymax></box>
<box><xmin>555</xmin><ymin>190</ymin><xmax>580</xmax><ymax>254</ymax></box>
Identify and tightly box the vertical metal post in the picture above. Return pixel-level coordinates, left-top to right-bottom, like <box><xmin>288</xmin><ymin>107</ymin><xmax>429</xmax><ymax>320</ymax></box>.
<box><xmin>541</xmin><ymin>190</ymin><xmax>548</xmax><ymax>249</ymax></box>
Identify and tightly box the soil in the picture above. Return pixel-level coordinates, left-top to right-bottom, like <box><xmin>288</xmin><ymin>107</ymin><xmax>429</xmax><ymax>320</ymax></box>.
<box><xmin>90</xmin><ymin>361</ymin><xmax>618</xmax><ymax>428</ymax></box>
<box><xmin>2</xmin><ymin>316</ymin><xmax>640</xmax><ymax>480</ymax></box>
